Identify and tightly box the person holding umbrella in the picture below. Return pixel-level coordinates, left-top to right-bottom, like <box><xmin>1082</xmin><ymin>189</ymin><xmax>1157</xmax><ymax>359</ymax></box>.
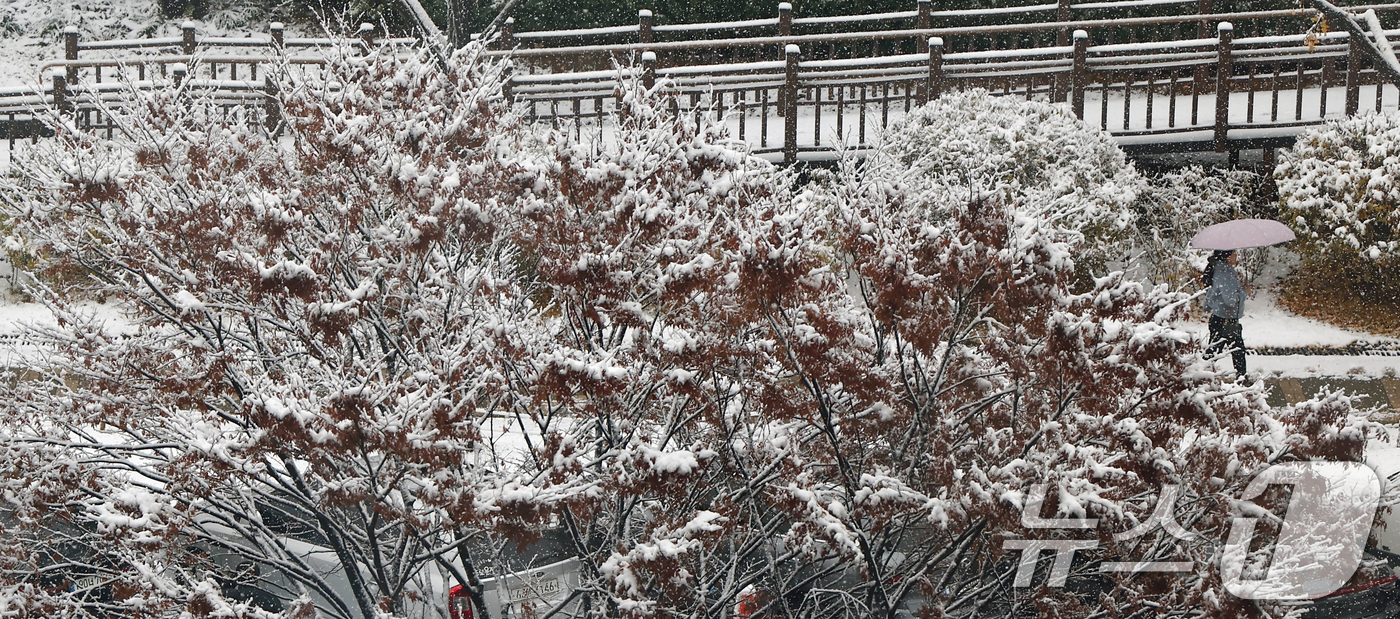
<box><xmin>1190</xmin><ymin>219</ymin><xmax>1297</xmax><ymax>379</ymax></box>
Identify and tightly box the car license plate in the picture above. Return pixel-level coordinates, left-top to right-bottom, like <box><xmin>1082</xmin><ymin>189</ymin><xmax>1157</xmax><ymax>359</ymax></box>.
<box><xmin>508</xmin><ymin>577</ymin><xmax>560</xmax><ymax>602</ymax></box>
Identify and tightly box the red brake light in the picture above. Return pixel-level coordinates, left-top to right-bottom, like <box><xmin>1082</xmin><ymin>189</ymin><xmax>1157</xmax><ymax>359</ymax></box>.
<box><xmin>449</xmin><ymin>585</ymin><xmax>474</xmax><ymax>619</ymax></box>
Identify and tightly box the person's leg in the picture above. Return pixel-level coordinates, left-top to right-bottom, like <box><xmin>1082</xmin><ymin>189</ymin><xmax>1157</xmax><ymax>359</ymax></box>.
<box><xmin>1228</xmin><ymin>320</ymin><xmax>1247</xmax><ymax>376</ymax></box>
<box><xmin>1207</xmin><ymin>315</ymin><xmax>1225</xmax><ymax>358</ymax></box>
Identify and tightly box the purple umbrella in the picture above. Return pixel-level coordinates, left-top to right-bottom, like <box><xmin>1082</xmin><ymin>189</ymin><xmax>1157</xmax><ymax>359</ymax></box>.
<box><xmin>1190</xmin><ymin>219</ymin><xmax>1297</xmax><ymax>250</ymax></box>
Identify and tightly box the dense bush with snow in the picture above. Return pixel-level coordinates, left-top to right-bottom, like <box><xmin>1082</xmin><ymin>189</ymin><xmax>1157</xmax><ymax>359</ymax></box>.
<box><xmin>858</xmin><ymin>89</ymin><xmax>1144</xmax><ymax>288</ymax></box>
<box><xmin>1277</xmin><ymin>111</ymin><xmax>1400</xmax><ymax>303</ymax></box>
<box><xmin>850</xmin><ymin>90</ymin><xmax>1271</xmax><ymax>295</ymax></box>
<box><xmin>0</xmin><ymin>45</ymin><xmax>1374</xmax><ymax>619</ymax></box>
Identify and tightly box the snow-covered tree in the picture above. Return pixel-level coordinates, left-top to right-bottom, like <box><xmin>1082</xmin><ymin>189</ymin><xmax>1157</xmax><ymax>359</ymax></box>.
<box><xmin>0</xmin><ymin>40</ymin><xmax>1376</xmax><ymax>619</ymax></box>
<box><xmin>1277</xmin><ymin>110</ymin><xmax>1400</xmax><ymax>304</ymax></box>
<box><xmin>799</xmin><ymin>153</ymin><xmax>1381</xmax><ymax>618</ymax></box>
<box><xmin>0</xmin><ymin>42</ymin><xmax>537</xmax><ymax>619</ymax></box>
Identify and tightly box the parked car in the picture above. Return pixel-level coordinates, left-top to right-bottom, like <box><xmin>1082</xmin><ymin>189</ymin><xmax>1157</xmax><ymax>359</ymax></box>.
<box><xmin>450</xmin><ymin>557</ymin><xmax>583</xmax><ymax>619</ymax></box>
<box><xmin>1281</xmin><ymin>443</ymin><xmax>1400</xmax><ymax>619</ymax></box>
<box><xmin>1297</xmin><ymin>564</ymin><xmax>1400</xmax><ymax>619</ymax></box>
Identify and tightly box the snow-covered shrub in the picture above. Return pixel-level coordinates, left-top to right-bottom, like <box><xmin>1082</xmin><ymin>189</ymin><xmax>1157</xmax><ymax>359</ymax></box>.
<box><xmin>863</xmin><ymin>88</ymin><xmax>1144</xmax><ymax>288</ymax></box>
<box><xmin>811</xmin><ymin>153</ymin><xmax>1375</xmax><ymax>618</ymax></box>
<box><xmin>1277</xmin><ymin>111</ymin><xmax>1400</xmax><ymax>303</ymax></box>
<box><xmin>0</xmin><ymin>46</ymin><xmax>1372</xmax><ymax>619</ymax></box>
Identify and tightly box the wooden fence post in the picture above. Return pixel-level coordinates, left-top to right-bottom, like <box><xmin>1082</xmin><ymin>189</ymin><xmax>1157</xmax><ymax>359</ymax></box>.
<box><xmin>182</xmin><ymin>21</ymin><xmax>196</xmax><ymax>56</ymax></box>
<box><xmin>1215</xmin><ymin>22</ymin><xmax>1232</xmax><ymax>154</ymax></box>
<box><xmin>501</xmin><ymin>17</ymin><xmax>515</xmax><ymax>50</ymax></box>
<box><xmin>173</xmin><ymin>63</ymin><xmax>187</xmax><ymax>88</ymax></box>
<box><xmin>502</xmin><ymin>65</ymin><xmax>514</xmax><ymax>101</ymax></box>
<box><xmin>64</xmin><ymin>26</ymin><xmax>79</xmax><ymax>84</ymax></box>
<box><xmin>924</xmin><ymin>37</ymin><xmax>943</xmax><ymax>104</ymax></box>
<box><xmin>52</xmin><ymin>73</ymin><xmax>68</xmax><ymax>116</ymax></box>
<box><xmin>642</xmin><ymin>50</ymin><xmax>656</xmax><ymax>90</ymax></box>
<box><xmin>270</xmin><ymin>21</ymin><xmax>284</xmax><ymax>50</ymax></box>
<box><xmin>264</xmin><ymin>75</ymin><xmax>281</xmax><ymax>134</ymax></box>
<box><xmin>777</xmin><ymin>3</ymin><xmax>793</xmax><ymax>112</ymax></box>
<box><xmin>639</xmin><ymin>9</ymin><xmax>653</xmax><ymax>44</ymax></box>
<box><xmin>783</xmin><ymin>44</ymin><xmax>800</xmax><ymax>165</ymax></box>
<box><xmin>1072</xmin><ymin>29</ymin><xmax>1088</xmax><ymax>119</ymax></box>
<box><xmin>1346</xmin><ymin>35</ymin><xmax>1361</xmax><ymax>116</ymax></box>
<box><xmin>917</xmin><ymin>0</ymin><xmax>931</xmax><ymax>55</ymax></box>
<box><xmin>1197</xmin><ymin>0</ymin><xmax>1213</xmax><ymax>39</ymax></box>
<box><xmin>779</xmin><ymin>2</ymin><xmax>792</xmax><ymax>39</ymax></box>
<box><xmin>638</xmin><ymin>9</ymin><xmax>653</xmax><ymax>65</ymax></box>
<box><xmin>1057</xmin><ymin>0</ymin><xmax>1071</xmax><ymax>46</ymax></box>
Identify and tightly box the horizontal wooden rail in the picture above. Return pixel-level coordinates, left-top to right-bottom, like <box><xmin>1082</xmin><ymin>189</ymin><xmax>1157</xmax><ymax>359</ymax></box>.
<box><xmin>481</xmin><ymin>8</ymin><xmax>1370</xmax><ymax>57</ymax></box>
<box><xmin>38</xmin><ymin>55</ymin><xmax>337</xmax><ymax>75</ymax></box>
<box><xmin>508</xmin><ymin>0</ymin><xmax>1199</xmax><ymax>40</ymax></box>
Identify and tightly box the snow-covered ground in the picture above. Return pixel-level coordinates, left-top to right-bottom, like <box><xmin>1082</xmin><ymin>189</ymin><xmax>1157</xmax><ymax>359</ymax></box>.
<box><xmin>1248</xmin><ymin>354</ymin><xmax>1400</xmax><ymax>378</ymax></box>
<box><xmin>0</xmin><ymin>299</ymin><xmax>135</xmax><ymax>366</ymax></box>
<box><xmin>1177</xmin><ymin>286</ymin><xmax>1398</xmax><ymax>349</ymax></box>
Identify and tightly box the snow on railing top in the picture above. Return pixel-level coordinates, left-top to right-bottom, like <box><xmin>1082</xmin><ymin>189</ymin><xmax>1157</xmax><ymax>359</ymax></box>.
<box><xmin>1068</xmin><ymin>0</ymin><xmax>1193</xmax><ymax>9</ymax></box>
<box><xmin>515</xmin><ymin>25</ymin><xmax>640</xmax><ymax>39</ymax></box>
<box><xmin>0</xmin><ymin>84</ymin><xmax>45</xmax><ymax>96</ymax></box>
<box><xmin>658</xmin><ymin>60</ymin><xmax>788</xmax><ymax>75</ymax></box>
<box><xmin>76</xmin><ymin>30</ymin><xmax>417</xmax><ymax>53</ymax></box>
<box><xmin>791</xmin><ymin>10</ymin><xmax>920</xmax><ymax>25</ymax></box>
<box><xmin>654</xmin><ymin>18</ymin><xmax>781</xmax><ymax>32</ymax></box>
<box><xmin>79</xmin><ymin>37</ymin><xmax>184</xmax><ymax>51</ymax></box>
<box><xmin>35</xmin><ymin>54</ymin><xmax>352</xmax><ymax>77</ymax></box>
<box><xmin>483</xmin><ymin>6</ymin><xmax>1357</xmax><ymax>58</ymax></box>
<box><xmin>945</xmin><ymin>45</ymin><xmax>1078</xmax><ymax>61</ymax></box>
<box><xmin>1089</xmin><ymin>38</ymin><xmax>1219</xmax><ymax>54</ymax></box>
<box><xmin>506</xmin><ymin>0</ymin><xmax>1205</xmax><ymax>40</ymax></box>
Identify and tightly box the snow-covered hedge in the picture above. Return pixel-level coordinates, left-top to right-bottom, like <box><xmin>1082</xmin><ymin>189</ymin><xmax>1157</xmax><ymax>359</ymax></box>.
<box><xmin>1277</xmin><ymin>111</ymin><xmax>1400</xmax><ymax>298</ymax></box>
<box><xmin>855</xmin><ymin>89</ymin><xmax>1274</xmax><ymax>294</ymax></box>
<box><xmin>860</xmin><ymin>89</ymin><xmax>1143</xmax><ymax>286</ymax></box>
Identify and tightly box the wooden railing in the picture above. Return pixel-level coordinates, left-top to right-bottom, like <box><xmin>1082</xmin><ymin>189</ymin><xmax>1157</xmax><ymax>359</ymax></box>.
<box><xmin>499</xmin><ymin>3</ymin><xmax>1400</xmax><ymax>162</ymax></box>
<box><xmin>0</xmin><ymin>22</ymin><xmax>415</xmax><ymax>144</ymax></box>
<box><xmin>4</xmin><ymin>2</ymin><xmax>1400</xmax><ymax>164</ymax></box>
<box><xmin>488</xmin><ymin>0</ymin><xmax>1400</xmax><ymax>70</ymax></box>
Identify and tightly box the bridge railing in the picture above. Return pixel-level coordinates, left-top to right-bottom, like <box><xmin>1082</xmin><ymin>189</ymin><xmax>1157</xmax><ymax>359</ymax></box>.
<box><xmin>488</xmin><ymin>0</ymin><xmax>1399</xmax><ymax>71</ymax></box>
<box><xmin>6</xmin><ymin>4</ymin><xmax>1400</xmax><ymax>162</ymax></box>
<box><xmin>1079</xmin><ymin>24</ymin><xmax>1400</xmax><ymax>147</ymax></box>
<box><xmin>56</xmin><ymin>21</ymin><xmax>418</xmax><ymax>86</ymax></box>
<box><xmin>0</xmin><ymin>22</ymin><xmax>414</xmax><ymax>146</ymax></box>
<box><xmin>507</xmin><ymin>11</ymin><xmax>1400</xmax><ymax>163</ymax></box>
